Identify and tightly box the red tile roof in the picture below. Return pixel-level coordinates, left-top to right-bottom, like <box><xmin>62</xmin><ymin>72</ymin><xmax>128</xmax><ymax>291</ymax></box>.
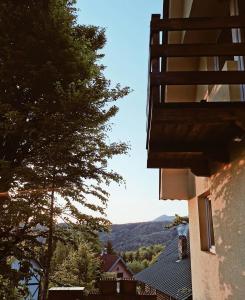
<box><xmin>100</xmin><ymin>254</ymin><xmax>120</xmax><ymax>272</ymax></box>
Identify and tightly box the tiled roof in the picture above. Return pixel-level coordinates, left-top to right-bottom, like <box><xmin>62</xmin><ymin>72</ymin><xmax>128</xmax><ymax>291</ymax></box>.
<box><xmin>100</xmin><ymin>254</ymin><xmax>120</xmax><ymax>272</ymax></box>
<box><xmin>134</xmin><ymin>237</ymin><xmax>192</xmax><ymax>300</ymax></box>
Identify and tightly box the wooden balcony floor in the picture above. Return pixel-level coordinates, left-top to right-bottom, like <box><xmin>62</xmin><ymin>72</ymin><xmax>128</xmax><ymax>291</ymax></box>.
<box><xmin>147</xmin><ymin>101</ymin><xmax>245</xmax><ymax>176</ymax></box>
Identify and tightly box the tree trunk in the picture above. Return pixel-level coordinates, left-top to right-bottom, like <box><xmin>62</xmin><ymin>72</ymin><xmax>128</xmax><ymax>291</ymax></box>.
<box><xmin>40</xmin><ymin>179</ymin><xmax>55</xmax><ymax>300</ymax></box>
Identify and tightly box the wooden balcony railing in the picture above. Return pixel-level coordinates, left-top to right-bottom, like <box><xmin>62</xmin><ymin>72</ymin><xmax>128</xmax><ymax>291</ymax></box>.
<box><xmin>146</xmin><ymin>12</ymin><xmax>245</xmax><ymax>176</ymax></box>
<box><xmin>148</xmin><ymin>14</ymin><xmax>245</xmax><ymax>105</ymax></box>
<box><xmin>151</xmin><ymin>15</ymin><xmax>245</xmax><ymax>31</ymax></box>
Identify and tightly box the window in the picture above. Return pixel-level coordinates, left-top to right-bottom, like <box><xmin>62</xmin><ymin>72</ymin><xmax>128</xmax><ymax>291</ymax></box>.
<box><xmin>117</xmin><ymin>272</ymin><xmax>123</xmax><ymax>279</ymax></box>
<box><xmin>206</xmin><ymin>199</ymin><xmax>215</xmax><ymax>252</ymax></box>
<box><xmin>198</xmin><ymin>195</ymin><xmax>215</xmax><ymax>253</ymax></box>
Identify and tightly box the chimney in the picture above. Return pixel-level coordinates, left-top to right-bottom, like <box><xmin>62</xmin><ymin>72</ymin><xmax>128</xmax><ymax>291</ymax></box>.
<box><xmin>178</xmin><ymin>235</ymin><xmax>187</xmax><ymax>260</ymax></box>
<box><xmin>177</xmin><ymin>223</ymin><xmax>188</xmax><ymax>260</ymax></box>
<box><xmin>101</xmin><ymin>247</ymin><xmax>107</xmax><ymax>256</ymax></box>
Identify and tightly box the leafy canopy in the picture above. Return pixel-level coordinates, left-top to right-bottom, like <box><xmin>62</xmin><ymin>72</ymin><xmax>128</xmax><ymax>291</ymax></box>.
<box><xmin>0</xmin><ymin>0</ymin><xmax>130</xmax><ymax>296</ymax></box>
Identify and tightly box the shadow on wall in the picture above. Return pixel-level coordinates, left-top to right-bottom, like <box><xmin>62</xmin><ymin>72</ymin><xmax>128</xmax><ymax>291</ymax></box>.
<box><xmin>211</xmin><ymin>149</ymin><xmax>245</xmax><ymax>300</ymax></box>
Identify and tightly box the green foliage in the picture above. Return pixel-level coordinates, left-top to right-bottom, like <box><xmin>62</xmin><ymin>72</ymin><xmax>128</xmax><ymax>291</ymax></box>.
<box><xmin>123</xmin><ymin>244</ymin><xmax>164</xmax><ymax>274</ymax></box>
<box><xmin>0</xmin><ymin>257</ymin><xmax>29</xmax><ymax>299</ymax></box>
<box><xmin>105</xmin><ymin>240</ymin><xmax>115</xmax><ymax>255</ymax></box>
<box><xmin>0</xmin><ymin>0</ymin><xmax>130</xmax><ymax>297</ymax></box>
<box><xmin>127</xmin><ymin>260</ymin><xmax>145</xmax><ymax>274</ymax></box>
<box><xmin>165</xmin><ymin>214</ymin><xmax>189</xmax><ymax>229</ymax></box>
<box><xmin>124</xmin><ymin>244</ymin><xmax>164</xmax><ymax>263</ymax></box>
<box><xmin>51</xmin><ymin>241</ymin><xmax>70</xmax><ymax>269</ymax></box>
<box><xmin>101</xmin><ymin>272</ymin><xmax>117</xmax><ymax>279</ymax></box>
<box><xmin>50</xmin><ymin>241</ymin><xmax>100</xmax><ymax>290</ymax></box>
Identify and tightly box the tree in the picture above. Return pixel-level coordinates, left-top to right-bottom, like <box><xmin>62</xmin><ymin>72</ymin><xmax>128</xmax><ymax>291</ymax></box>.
<box><xmin>127</xmin><ymin>260</ymin><xmax>144</xmax><ymax>274</ymax></box>
<box><xmin>0</xmin><ymin>257</ymin><xmax>30</xmax><ymax>300</ymax></box>
<box><xmin>0</xmin><ymin>0</ymin><xmax>130</xmax><ymax>298</ymax></box>
<box><xmin>122</xmin><ymin>253</ymin><xmax>127</xmax><ymax>262</ymax></box>
<box><xmin>135</xmin><ymin>250</ymin><xmax>140</xmax><ymax>260</ymax></box>
<box><xmin>51</xmin><ymin>242</ymin><xmax>100</xmax><ymax>290</ymax></box>
<box><xmin>165</xmin><ymin>215</ymin><xmax>189</xmax><ymax>229</ymax></box>
<box><xmin>105</xmin><ymin>240</ymin><xmax>115</xmax><ymax>255</ymax></box>
<box><xmin>122</xmin><ymin>244</ymin><xmax>164</xmax><ymax>274</ymax></box>
<box><xmin>127</xmin><ymin>252</ymin><xmax>134</xmax><ymax>262</ymax></box>
<box><xmin>142</xmin><ymin>259</ymin><xmax>149</xmax><ymax>269</ymax></box>
<box><xmin>50</xmin><ymin>241</ymin><xmax>70</xmax><ymax>269</ymax></box>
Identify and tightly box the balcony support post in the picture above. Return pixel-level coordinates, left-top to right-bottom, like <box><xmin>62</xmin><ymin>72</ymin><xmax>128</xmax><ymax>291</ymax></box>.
<box><xmin>161</xmin><ymin>0</ymin><xmax>169</xmax><ymax>103</ymax></box>
<box><xmin>151</xmin><ymin>15</ymin><xmax>161</xmax><ymax>106</ymax></box>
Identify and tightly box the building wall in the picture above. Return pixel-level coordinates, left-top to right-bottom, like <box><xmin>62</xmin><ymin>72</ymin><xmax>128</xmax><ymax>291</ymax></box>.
<box><xmin>160</xmin><ymin>169</ymin><xmax>195</xmax><ymax>200</ymax></box>
<box><xmin>189</xmin><ymin>149</ymin><xmax>245</xmax><ymax>300</ymax></box>
<box><xmin>165</xmin><ymin>1</ymin><xmax>245</xmax><ymax>299</ymax></box>
<box><xmin>110</xmin><ymin>261</ymin><xmax>132</xmax><ymax>279</ymax></box>
<box><xmin>189</xmin><ymin>54</ymin><xmax>245</xmax><ymax>299</ymax></box>
<box><xmin>188</xmin><ymin>26</ymin><xmax>245</xmax><ymax>300</ymax></box>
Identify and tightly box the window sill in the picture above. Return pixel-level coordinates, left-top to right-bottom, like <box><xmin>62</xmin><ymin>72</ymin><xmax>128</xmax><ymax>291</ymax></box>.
<box><xmin>201</xmin><ymin>247</ymin><xmax>216</xmax><ymax>256</ymax></box>
<box><xmin>209</xmin><ymin>245</ymin><xmax>216</xmax><ymax>255</ymax></box>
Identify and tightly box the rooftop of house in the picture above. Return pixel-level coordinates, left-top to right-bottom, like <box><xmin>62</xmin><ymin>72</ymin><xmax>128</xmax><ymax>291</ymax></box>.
<box><xmin>100</xmin><ymin>253</ymin><xmax>133</xmax><ymax>275</ymax></box>
<box><xmin>100</xmin><ymin>253</ymin><xmax>120</xmax><ymax>272</ymax></box>
<box><xmin>134</xmin><ymin>233</ymin><xmax>192</xmax><ymax>300</ymax></box>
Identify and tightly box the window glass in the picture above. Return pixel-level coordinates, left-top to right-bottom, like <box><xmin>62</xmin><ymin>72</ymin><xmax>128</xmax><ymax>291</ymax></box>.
<box><xmin>198</xmin><ymin>195</ymin><xmax>215</xmax><ymax>253</ymax></box>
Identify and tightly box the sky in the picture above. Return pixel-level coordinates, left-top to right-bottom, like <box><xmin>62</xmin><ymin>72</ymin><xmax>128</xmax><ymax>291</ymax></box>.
<box><xmin>76</xmin><ymin>0</ymin><xmax>188</xmax><ymax>224</ymax></box>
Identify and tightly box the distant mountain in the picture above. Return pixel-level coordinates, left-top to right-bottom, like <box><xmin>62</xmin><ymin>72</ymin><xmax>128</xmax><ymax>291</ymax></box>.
<box><xmin>99</xmin><ymin>220</ymin><xmax>177</xmax><ymax>252</ymax></box>
<box><xmin>153</xmin><ymin>215</ymin><xmax>175</xmax><ymax>222</ymax></box>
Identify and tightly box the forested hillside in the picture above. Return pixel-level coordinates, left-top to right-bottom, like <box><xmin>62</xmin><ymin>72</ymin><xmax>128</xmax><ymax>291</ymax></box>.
<box><xmin>99</xmin><ymin>221</ymin><xmax>177</xmax><ymax>251</ymax></box>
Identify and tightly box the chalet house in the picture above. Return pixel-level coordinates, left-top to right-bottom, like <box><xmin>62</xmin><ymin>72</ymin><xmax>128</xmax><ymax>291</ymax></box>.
<box><xmin>135</xmin><ymin>224</ymin><xmax>192</xmax><ymax>300</ymax></box>
<box><xmin>147</xmin><ymin>0</ymin><xmax>245</xmax><ymax>299</ymax></box>
<box><xmin>100</xmin><ymin>253</ymin><xmax>133</xmax><ymax>279</ymax></box>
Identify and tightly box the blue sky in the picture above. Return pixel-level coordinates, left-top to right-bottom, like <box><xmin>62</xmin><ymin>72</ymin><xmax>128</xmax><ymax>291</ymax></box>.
<box><xmin>77</xmin><ymin>0</ymin><xmax>188</xmax><ymax>224</ymax></box>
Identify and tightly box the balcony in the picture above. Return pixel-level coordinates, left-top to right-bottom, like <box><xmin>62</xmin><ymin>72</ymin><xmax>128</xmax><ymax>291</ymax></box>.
<box><xmin>147</xmin><ymin>13</ymin><xmax>245</xmax><ymax>176</ymax></box>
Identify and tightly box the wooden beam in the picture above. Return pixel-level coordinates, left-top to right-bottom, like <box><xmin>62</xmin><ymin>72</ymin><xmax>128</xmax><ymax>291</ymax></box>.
<box><xmin>149</xmin><ymin>144</ymin><xmax>230</xmax><ymax>163</ymax></box>
<box><xmin>190</xmin><ymin>167</ymin><xmax>211</xmax><ymax>177</ymax></box>
<box><xmin>147</xmin><ymin>156</ymin><xmax>211</xmax><ymax>176</ymax></box>
<box><xmin>0</xmin><ymin>192</ymin><xmax>10</xmax><ymax>199</ymax></box>
<box><xmin>149</xmin><ymin>143</ymin><xmax>227</xmax><ymax>153</ymax></box>
<box><xmin>161</xmin><ymin>0</ymin><xmax>169</xmax><ymax>103</ymax></box>
<box><xmin>147</xmin><ymin>156</ymin><xmax>204</xmax><ymax>168</ymax></box>
<box><xmin>162</xmin><ymin>0</ymin><xmax>169</xmax><ymax>20</ymax></box>
<box><xmin>151</xmin><ymin>15</ymin><xmax>245</xmax><ymax>31</ymax></box>
<box><xmin>151</xmin><ymin>71</ymin><xmax>245</xmax><ymax>85</ymax></box>
<box><xmin>151</xmin><ymin>43</ymin><xmax>245</xmax><ymax>58</ymax></box>
<box><xmin>151</xmin><ymin>15</ymin><xmax>160</xmax><ymax>105</ymax></box>
<box><xmin>152</xmin><ymin>102</ymin><xmax>245</xmax><ymax>122</ymax></box>
<box><xmin>204</xmin><ymin>149</ymin><xmax>230</xmax><ymax>163</ymax></box>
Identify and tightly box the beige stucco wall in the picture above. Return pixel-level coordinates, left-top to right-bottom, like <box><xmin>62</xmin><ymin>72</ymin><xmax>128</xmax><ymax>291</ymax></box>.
<box><xmin>189</xmin><ymin>56</ymin><xmax>244</xmax><ymax>299</ymax></box>
<box><xmin>160</xmin><ymin>169</ymin><xmax>195</xmax><ymax>200</ymax></box>
<box><xmin>169</xmin><ymin>0</ymin><xmax>193</xmax><ymax>19</ymax></box>
<box><xmin>196</xmin><ymin>59</ymin><xmax>241</xmax><ymax>102</ymax></box>
<box><xmin>189</xmin><ymin>196</ymin><xmax>220</xmax><ymax>300</ymax></box>
<box><xmin>189</xmin><ymin>149</ymin><xmax>245</xmax><ymax>300</ymax></box>
<box><xmin>208</xmin><ymin>61</ymin><xmax>241</xmax><ymax>102</ymax></box>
